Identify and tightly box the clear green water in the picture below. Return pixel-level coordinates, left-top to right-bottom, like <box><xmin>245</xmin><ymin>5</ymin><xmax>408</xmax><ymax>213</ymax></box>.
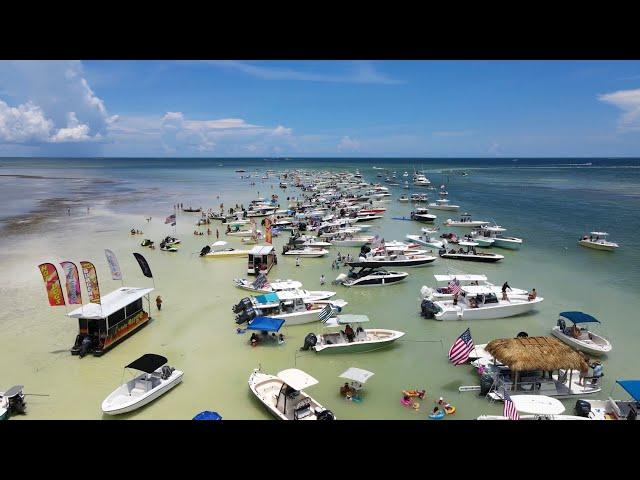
<box><xmin>0</xmin><ymin>158</ymin><xmax>639</xmax><ymax>419</ymax></box>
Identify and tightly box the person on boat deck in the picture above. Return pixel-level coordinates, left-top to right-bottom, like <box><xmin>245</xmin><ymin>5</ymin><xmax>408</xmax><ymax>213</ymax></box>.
<box><xmin>578</xmin><ymin>356</ymin><xmax>590</xmax><ymax>385</ymax></box>
<box><xmin>591</xmin><ymin>361</ymin><xmax>603</xmax><ymax>381</ymax></box>
<box><xmin>571</xmin><ymin>324</ymin><xmax>581</xmax><ymax>338</ymax></box>
<box><xmin>527</xmin><ymin>288</ymin><xmax>537</xmax><ymax>301</ymax></box>
<box><xmin>344</xmin><ymin>324</ymin><xmax>355</xmax><ymax>342</ymax></box>
<box><xmin>502</xmin><ymin>282</ymin><xmax>512</xmax><ymax>300</ymax></box>
<box><xmin>453</xmin><ymin>293</ymin><xmax>459</xmax><ymax>306</ymax></box>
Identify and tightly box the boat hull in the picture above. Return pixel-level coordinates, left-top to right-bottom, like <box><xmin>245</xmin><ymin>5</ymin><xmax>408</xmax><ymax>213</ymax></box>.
<box><xmin>439</xmin><ymin>253</ymin><xmax>503</xmax><ymax>262</ymax></box>
<box><xmin>344</xmin><ymin>274</ymin><xmax>408</xmax><ymax>287</ymax></box>
<box><xmin>434</xmin><ymin>297</ymin><xmax>543</xmax><ymax>320</ymax></box>
<box><xmin>314</xmin><ymin>330</ymin><xmax>405</xmax><ymax>353</ymax></box>
<box><xmin>493</xmin><ymin>238</ymin><xmax>522</xmax><ymax>249</ymax></box>
<box><xmin>578</xmin><ymin>240</ymin><xmax>617</xmax><ymax>251</ymax></box>
<box><xmin>550</xmin><ymin>327</ymin><xmax>612</xmax><ymax>356</ymax></box>
<box><xmin>101</xmin><ymin>370</ymin><xmax>183</xmax><ymax>415</ymax></box>
<box><xmin>348</xmin><ymin>257</ymin><xmax>436</xmax><ymax>268</ymax></box>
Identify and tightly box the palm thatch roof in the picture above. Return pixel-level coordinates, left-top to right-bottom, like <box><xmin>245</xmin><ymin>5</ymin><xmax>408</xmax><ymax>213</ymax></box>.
<box><xmin>485</xmin><ymin>336</ymin><xmax>588</xmax><ymax>372</ymax></box>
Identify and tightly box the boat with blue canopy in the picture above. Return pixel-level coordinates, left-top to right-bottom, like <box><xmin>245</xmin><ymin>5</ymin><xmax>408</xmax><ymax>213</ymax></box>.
<box><xmin>551</xmin><ymin>311</ymin><xmax>612</xmax><ymax>356</ymax></box>
<box><xmin>574</xmin><ymin>379</ymin><xmax>639</xmax><ymax>420</ymax></box>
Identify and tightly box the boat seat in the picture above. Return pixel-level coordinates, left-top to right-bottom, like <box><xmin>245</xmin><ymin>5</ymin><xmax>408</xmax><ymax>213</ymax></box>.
<box><xmin>130</xmin><ymin>387</ymin><xmax>146</xmax><ymax>396</ymax></box>
<box><xmin>134</xmin><ymin>379</ymin><xmax>149</xmax><ymax>392</ymax></box>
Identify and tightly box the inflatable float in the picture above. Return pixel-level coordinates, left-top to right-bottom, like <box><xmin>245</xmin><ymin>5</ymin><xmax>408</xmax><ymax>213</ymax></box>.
<box><xmin>429</xmin><ymin>410</ymin><xmax>445</xmax><ymax>420</ymax></box>
<box><xmin>403</xmin><ymin>389</ymin><xmax>426</xmax><ymax>399</ymax></box>
<box><xmin>445</xmin><ymin>405</ymin><xmax>456</xmax><ymax>415</ymax></box>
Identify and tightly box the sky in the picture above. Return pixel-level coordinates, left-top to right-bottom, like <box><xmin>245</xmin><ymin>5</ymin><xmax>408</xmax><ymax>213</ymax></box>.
<box><xmin>0</xmin><ymin>60</ymin><xmax>639</xmax><ymax>157</ymax></box>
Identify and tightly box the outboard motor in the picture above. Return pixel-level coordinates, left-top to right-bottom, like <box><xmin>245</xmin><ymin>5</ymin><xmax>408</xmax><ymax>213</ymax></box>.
<box><xmin>79</xmin><ymin>335</ymin><xmax>94</xmax><ymax>358</ymax></box>
<box><xmin>199</xmin><ymin>245</ymin><xmax>211</xmax><ymax>257</ymax></box>
<box><xmin>575</xmin><ymin>399</ymin><xmax>592</xmax><ymax>417</ymax></box>
<box><xmin>299</xmin><ymin>222</ymin><xmax>307</xmax><ymax>232</ymax></box>
<box><xmin>479</xmin><ymin>374</ymin><xmax>494</xmax><ymax>396</ymax></box>
<box><xmin>420</xmin><ymin>299</ymin><xmax>439</xmax><ymax>319</ymax></box>
<box><xmin>316</xmin><ymin>409</ymin><xmax>335</xmax><ymax>420</ymax></box>
<box><xmin>438</xmin><ymin>248</ymin><xmax>446</xmax><ymax>256</ymax></box>
<box><xmin>161</xmin><ymin>365</ymin><xmax>175</xmax><ymax>380</ymax></box>
<box><xmin>360</xmin><ymin>245</ymin><xmax>371</xmax><ymax>256</ymax></box>
<box><xmin>235</xmin><ymin>307</ymin><xmax>260</xmax><ymax>325</ymax></box>
<box><xmin>232</xmin><ymin>297</ymin><xmax>253</xmax><ymax>313</ymax></box>
<box><xmin>557</xmin><ymin>318</ymin><xmax>566</xmax><ymax>331</ymax></box>
<box><xmin>301</xmin><ymin>333</ymin><xmax>318</xmax><ymax>351</ymax></box>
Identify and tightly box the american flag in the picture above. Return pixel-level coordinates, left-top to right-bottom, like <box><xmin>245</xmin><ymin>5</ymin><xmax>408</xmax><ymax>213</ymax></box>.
<box><xmin>448</xmin><ymin>278</ymin><xmax>462</xmax><ymax>295</ymax></box>
<box><xmin>503</xmin><ymin>390</ymin><xmax>520</xmax><ymax>420</ymax></box>
<box><xmin>448</xmin><ymin>328</ymin><xmax>474</xmax><ymax>365</ymax></box>
<box><xmin>165</xmin><ymin>214</ymin><xmax>176</xmax><ymax>226</ymax></box>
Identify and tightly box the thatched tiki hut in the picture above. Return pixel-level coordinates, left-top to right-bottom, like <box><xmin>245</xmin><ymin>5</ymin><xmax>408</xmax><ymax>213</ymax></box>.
<box><xmin>485</xmin><ymin>336</ymin><xmax>589</xmax><ymax>391</ymax></box>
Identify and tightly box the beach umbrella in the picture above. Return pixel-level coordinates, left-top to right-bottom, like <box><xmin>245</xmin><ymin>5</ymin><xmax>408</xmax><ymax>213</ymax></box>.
<box><xmin>339</xmin><ymin>367</ymin><xmax>375</xmax><ymax>391</ymax></box>
<box><xmin>193</xmin><ymin>411</ymin><xmax>222</xmax><ymax>420</ymax></box>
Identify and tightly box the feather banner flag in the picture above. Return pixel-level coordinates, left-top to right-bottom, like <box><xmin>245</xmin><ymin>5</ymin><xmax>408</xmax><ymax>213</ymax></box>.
<box><xmin>104</xmin><ymin>249</ymin><xmax>123</xmax><ymax>281</ymax></box>
<box><xmin>133</xmin><ymin>253</ymin><xmax>153</xmax><ymax>278</ymax></box>
<box><xmin>79</xmin><ymin>261</ymin><xmax>101</xmax><ymax>304</ymax></box>
<box><xmin>264</xmin><ymin>217</ymin><xmax>272</xmax><ymax>244</ymax></box>
<box><xmin>60</xmin><ymin>261</ymin><xmax>83</xmax><ymax>305</ymax></box>
<box><xmin>38</xmin><ymin>263</ymin><xmax>66</xmax><ymax>306</ymax></box>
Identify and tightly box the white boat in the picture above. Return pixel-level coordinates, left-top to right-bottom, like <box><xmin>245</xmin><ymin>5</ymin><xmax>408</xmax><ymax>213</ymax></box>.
<box><xmin>226</xmin><ymin>228</ymin><xmax>257</xmax><ymax>237</ymax></box>
<box><xmin>348</xmin><ymin>252</ymin><xmax>437</xmax><ymax>268</ymax></box>
<box><xmin>473</xmin><ymin>225</ymin><xmax>523</xmax><ymax>249</ymax></box>
<box><xmin>331</xmin><ymin>235</ymin><xmax>374</xmax><ymax>247</ymax></box>
<box><xmin>551</xmin><ymin>311</ymin><xmax>612</xmax><ymax>356</ymax></box>
<box><xmin>201</xmin><ymin>241</ymin><xmax>251</xmax><ymax>258</ymax></box>
<box><xmin>284</xmin><ymin>247</ymin><xmax>329</xmax><ymax>257</ymax></box>
<box><xmin>301</xmin><ymin>314</ymin><xmax>405</xmax><ymax>354</ymax></box>
<box><xmin>406</xmin><ymin>233</ymin><xmax>446</xmax><ymax>249</ymax></box>
<box><xmin>444</xmin><ymin>213</ymin><xmax>490</xmax><ymax>229</ymax></box>
<box><xmin>398</xmin><ymin>195</ymin><xmax>409</xmax><ymax>203</ymax></box>
<box><xmin>234</xmin><ymin>291</ymin><xmax>348</xmax><ymax>326</ymax></box>
<box><xmin>101</xmin><ymin>354</ymin><xmax>183</xmax><ymax>415</ymax></box>
<box><xmin>413</xmin><ymin>173</ymin><xmax>431</xmax><ymax>186</ymax></box>
<box><xmin>421</xmin><ymin>274</ymin><xmax>529</xmax><ymax>301</ymax></box>
<box><xmin>478</xmin><ymin>395</ymin><xmax>590</xmax><ymax>420</ymax></box>
<box><xmin>439</xmin><ymin>241</ymin><xmax>504</xmax><ymax>263</ymax></box>
<box><xmin>233</xmin><ymin>277</ymin><xmax>336</xmax><ymax>301</ymax></box>
<box><xmin>248</xmin><ymin>368</ymin><xmax>336</xmax><ymax>420</ymax></box>
<box><xmin>224</xmin><ymin>218</ymin><xmax>251</xmax><ymax>228</ymax></box>
<box><xmin>410</xmin><ymin>207</ymin><xmax>437</xmax><ymax>223</ymax></box>
<box><xmin>426</xmin><ymin>198</ymin><xmax>460</xmax><ymax>211</ymax></box>
<box><xmin>430</xmin><ymin>284</ymin><xmax>543</xmax><ymax>321</ymax></box>
<box><xmin>574</xmin><ymin>380</ymin><xmax>640</xmax><ymax>420</ymax></box>
<box><xmin>335</xmin><ymin>267</ymin><xmax>409</xmax><ymax>287</ymax></box>
<box><xmin>578</xmin><ymin>232</ymin><xmax>619</xmax><ymax>251</ymax></box>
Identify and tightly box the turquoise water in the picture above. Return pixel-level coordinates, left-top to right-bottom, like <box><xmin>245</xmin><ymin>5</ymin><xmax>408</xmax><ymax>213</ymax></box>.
<box><xmin>0</xmin><ymin>157</ymin><xmax>639</xmax><ymax>419</ymax></box>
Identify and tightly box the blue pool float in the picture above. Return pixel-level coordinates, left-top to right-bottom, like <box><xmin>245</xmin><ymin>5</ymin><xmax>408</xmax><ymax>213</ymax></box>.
<box><xmin>428</xmin><ymin>410</ymin><xmax>445</xmax><ymax>420</ymax></box>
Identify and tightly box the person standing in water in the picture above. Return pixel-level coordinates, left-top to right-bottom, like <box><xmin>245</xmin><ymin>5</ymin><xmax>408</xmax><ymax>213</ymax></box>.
<box><xmin>296</xmin><ymin>257</ymin><xmax>300</xmax><ymax>267</ymax></box>
<box><xmin>320</xmin><ymin>274</ymin><xmax>325</xmax><ymax>285</ymax></box>
<box><xmin>156</xmin><ymin>296</ymin><xmax>163</xmax><ymax>311</ymax></box>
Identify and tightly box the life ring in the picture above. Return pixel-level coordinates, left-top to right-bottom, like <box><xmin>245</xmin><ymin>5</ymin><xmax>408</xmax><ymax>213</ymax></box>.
<box><xmin>412</xmin><ymin>402</ymin><xmax>420</xmax><ymax>410</ymax></box>
<box><xmin>445</xmin><ymin>405</ymin><xmax>456</xmax><ymax>415</ymax></box>
<box><xmin>400</xmin><ymin>398</ymin><xmax>412</xmax><ymax>407</ymax></box>
<box><xmin>429</xmin><ymin>410</ymin><xmax>445</xmax><ymax>420</ymax></box>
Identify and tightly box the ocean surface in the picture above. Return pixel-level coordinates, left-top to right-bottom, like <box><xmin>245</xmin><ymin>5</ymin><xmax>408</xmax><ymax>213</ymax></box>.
<box><xmin>1</xmin><ymin>157</ymin><xmax>639</xmax><ymax>419</ymax></box>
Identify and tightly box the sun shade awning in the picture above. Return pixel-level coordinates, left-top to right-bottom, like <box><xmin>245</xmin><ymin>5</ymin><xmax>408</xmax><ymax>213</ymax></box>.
<box><xmin>67</xmin><ymin>287</ymin><xmax>154</xmax><ymax>319</ymax></box>
<box><xmin>3</xmin><ymin>385</ymin><xmax>24</xmax><ymax>397</ymax></box>
<box><xmin>559</xmin><ymin>311</ymin><xmax>600</xmax><ymax>324</ymax></box>
<box><xmin>617</xmin><ymin>380</ymin><xmax>640</xmax><ymax>402</ymax></box>
<box><xmin>339</xmin><ymin>368</ymin><xmax>375</xmax><ymax>384</ymax></box>
<box><xmin>277</xmin><ymin>369</ymin><xmax>319</xmax><ymax>391</ymax></box>
<box><xmin>125</xmin><ymin>354</ymin><xmax>167</xmax><ymax>373</ymax></box>
<box><xmin>246</xmin><ymin>316</ymin><xmax>285</xmax><ymax>332</ymax></box>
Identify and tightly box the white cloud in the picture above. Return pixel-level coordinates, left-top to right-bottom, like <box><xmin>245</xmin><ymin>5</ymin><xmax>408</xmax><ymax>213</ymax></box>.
<box><xmin>338</xmin><ymin>136</ymin><xmax>360</xmax><ymax>152</ymax></box>
<box><xmin>159</xmin><ymin>112</ymin><xmax>293</xmax><ymax>154</ymax></box>
<box><xmin>0</xmin><ymin>100</ymin><xmax>54</xmax><ymax>143</ymax></box>
<box><xmin>51</xmin><ymin>112</ymin><xmax>92</xmax><ymax>142</ymax></box>
<box><xmin>0</xmin><ymin>61</ymin><xmax>114</xmax><ymax>147</ymax></box>
<box><xmin>598</xmin><ymin>88</ymin><xmax>640</xmax><ymax>131</ymax></box>
<box><xmin>199</xmin><ymin>61</ymin><xmax>403</xmax><ymax>85</ymax></box>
